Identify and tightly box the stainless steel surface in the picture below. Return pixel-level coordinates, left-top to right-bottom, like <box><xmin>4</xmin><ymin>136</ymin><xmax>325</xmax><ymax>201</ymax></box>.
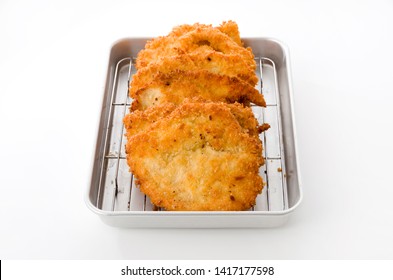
<box><xmin>86</xmin><ymin>38</ymin><xmax>302</xmax><ymax>228</ymax></box>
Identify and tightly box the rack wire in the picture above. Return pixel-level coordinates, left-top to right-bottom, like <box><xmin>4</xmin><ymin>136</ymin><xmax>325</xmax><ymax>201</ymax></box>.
<box><xmin>97</xmin><ymin>57</ymin><xmax>288</xmax><ymax>212</ymax></box>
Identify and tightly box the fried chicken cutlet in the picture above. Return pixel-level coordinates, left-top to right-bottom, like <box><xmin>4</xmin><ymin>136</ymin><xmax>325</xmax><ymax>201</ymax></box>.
<box><xmin>136</xmin><ymin>23</ymin><xmax>255</xmax><ymax>70</ymax></box>
<box><xmin>130</xmin><ymin>69</ymin><xmax>266</xmax><ymax>111</ymax></box>
<box><xmin>130</xmin><ymin>52</ymin><xmax>258</xmax><ymax>100</ymax></box>
<box><xmin>124</xmin><ymin>102</ymin><xmax>264</xmax><ymax>211</ymax></box>
<box><xmin>125</xmin><ymin>100</ymin><xmax>264</xmax><ymax>143</ymax></box>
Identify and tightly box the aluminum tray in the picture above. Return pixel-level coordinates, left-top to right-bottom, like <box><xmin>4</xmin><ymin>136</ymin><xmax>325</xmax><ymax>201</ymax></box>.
<box><xmin>86</xmin><ymin>38</ymin><xmax>302</xmax><ymax>228</ymax></box>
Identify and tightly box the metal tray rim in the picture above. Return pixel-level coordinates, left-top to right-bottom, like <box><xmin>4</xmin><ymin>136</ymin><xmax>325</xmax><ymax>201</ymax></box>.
<box><xmin>84</xmin><ymin>194</ymin><xmax>302</xmax><ymax>217</ymax></box>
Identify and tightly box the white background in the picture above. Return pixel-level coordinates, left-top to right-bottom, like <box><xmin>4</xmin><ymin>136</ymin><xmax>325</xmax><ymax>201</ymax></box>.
<box><xmin>1</xmin><ymin>0</ymin><xmax>392</xmax><ymax>259</ymax></box>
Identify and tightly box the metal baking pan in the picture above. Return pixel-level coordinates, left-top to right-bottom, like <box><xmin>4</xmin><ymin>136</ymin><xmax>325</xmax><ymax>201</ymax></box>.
<box><xmin>85</xmin><ymin>37</ymin><xmax>302</xmax><ymax>228</ymax></box>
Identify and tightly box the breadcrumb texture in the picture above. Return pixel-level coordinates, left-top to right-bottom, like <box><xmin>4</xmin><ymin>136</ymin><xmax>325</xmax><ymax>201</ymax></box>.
<box><xmin>130</xmin><ymin>69</ymin><xmax>265</xmax><ymax>111</ymax></box>
<box><xmin>125</xmin><ymin>100</ymin><xmax>263</xmax><ymax>142</ymax></box>
<box><xmin>130</xmin><ymin>51</ymin><xmax>258</xmax><ymax>99</ymax></box>
<box><xmin>136</xmin><ymin>21</ymin><xmax>256</xmax><ymax>70</ymax></box>
<box><xmin>124</xmin><ymin>102</ymin><xmax>264</xmax><ymax>211</ymax></box>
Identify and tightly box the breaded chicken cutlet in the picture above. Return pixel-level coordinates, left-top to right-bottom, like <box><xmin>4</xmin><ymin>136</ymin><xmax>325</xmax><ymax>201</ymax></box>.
<box><xmin>136</xmin><ymin>22</ymin><xmax>256</xmax><ymax>70</ymax></box>
<box><xmin>130</xmin><ymin>52</ymin><xmax>258</xmax><ymax>99</ymax></box>
<box><xmin>130</xmin><ymin>21</ymin><xmax>263</xmax><ymax>111</ymax></box>
<box><xmin>125</xmin><ymin>100</ymin><xmax>266</xmax><ymax>143</ymax></box>
<box><xmin>123</xmin><ymin>21</ymin><xmax>268</xmax><ymax>211</ymax></box>
<box><xmin>166</xmin><ymin>21</ymin><xmax>243</xmax><ymax>46</ymax></box>
<box><xmin>130</xmin><ymin>69</ymin><xmax>265</xmax><ymax>111</ymax></box>
<box><xmin>124</xmin><ymin>102</ymin><xmax>264</xmax><ymax>211</ymax></box>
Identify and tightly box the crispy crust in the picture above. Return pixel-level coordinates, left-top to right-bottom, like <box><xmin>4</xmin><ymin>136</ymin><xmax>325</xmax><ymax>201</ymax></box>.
<box><xmin>130</xmin><ymin>52</ymin><xmax>258</xmax><ymax>98</ymax></box>
<box><xmin>124</xmin><ymin>100</ymin><xmax>263</xmax><ymax>143</ymax></box>
<box><xmin>124</xmin><ymin>102</ymin><xmax>264</xmax><ymax>211</ymax></box>
<box><xmin>130</xmin><ymin>69</ymin><xmax>266</xmax><ymax>111</ymax></box>
<box><xmin>225</xmin><ymin>103</ymin><xmax>262</xmax><ymax>141</ymax></box>
<box><xmin>124</xmin><ymin>102</ymin><xmax>177</xmax><ymax>137</ymax></box>
<box><xmin>217</xmin><ymin>20</ymin><xmax>243</xmax><ymax>46</ymax></box>
<box><xmin>136</xmin><ymin>23</ymin><xmax>255</xmax><ymax>70</ymax></box>
<box><xmin>169</xmin><ymin>21</ymin><xmax>242</xmax><ymax>45</ymax></box>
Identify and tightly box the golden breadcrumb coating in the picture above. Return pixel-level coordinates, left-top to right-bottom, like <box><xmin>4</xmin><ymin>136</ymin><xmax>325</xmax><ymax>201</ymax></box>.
<box><xmin>124</xmin><ymin>100</ymin><xmax>264</xmax><ymax>143</ymax></box>
<box><xmin>130</xmin><ymin>52</ymin><xmax>258</xmax><ymax>99</ymax></box>
<box><xmin>130</xmin><ymin>69</ymin><xmax>265</xmax><ymax>111</ymax></box>
<box><xmin>124</xmin><ymin>102</ymin><xmax>177</xmax><ymax>137</ymax></box>
<box><xmin>124</xmin><ymin>102</ymin><xmax>264</xmax><ymax>211</ymax></box>
<box><xmin>216</xmin><ymin>20</ymin><xmax>243</xmax><ymax>46</ymax></box>
<box><xmin>136</xmin><ymin>23</ymin><xmax>255</xmax><ymax>70</ymax></box>
<box><xmin>169</xmin><ymin>21</ymin><xmax>242</xmax><ymax>45</ymax></box>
